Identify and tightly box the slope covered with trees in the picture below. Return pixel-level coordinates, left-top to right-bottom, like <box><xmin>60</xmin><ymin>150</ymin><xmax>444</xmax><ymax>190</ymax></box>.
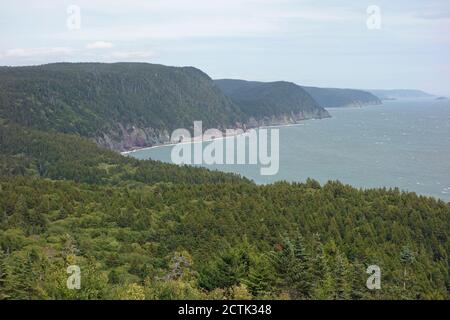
<box><xmin>0</xmin><ymin>63</ymin><xmax>329</xmax><ymax>152</ymax></box>
<box><xmin>215</xmin><ymin>79</ymin><xmax>381</xmax><ymax>111</ymax></box>
<box><xmin>0</xmin><ymin>63</ymin><xmax>245</xmax><ymax>151</ymax></box>
<box><xmin>0</xmin><ymin>121</ymin><xmax>448</xmax><ymax>300</ymax></box>
<box><xmin>303</xmin><ymin>86</ymin><xmax>381</xmax><ymax>108</ymax></box>
<box><xmin>0</xmin><ymin>63</ymin><xmax>448</xmax><ymax>300</ymax></box>
<box><xmin>0</xmin><ymin>120</ymin><xmax>244</xmax><ymax>185</ymax></box>
<box><xmin>214</xmin><ymin>79</ymin><xmax>330</xmax><ymax>124</ymax></box>
<box><xmin>0</xmin><ymin>175</ymin><xmax>448</xmax><ymax>300</ymax></box>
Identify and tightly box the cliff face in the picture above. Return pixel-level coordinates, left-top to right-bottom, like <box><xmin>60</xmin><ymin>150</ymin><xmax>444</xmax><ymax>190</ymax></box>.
<box><xmin>90</xmin><ymin>77</ymin><xmax>331</xmax><ymax>151</ymax></box>
<box><xmin>94</xmin><ymin>123</ymin><xmax>171</xmax><ymax>151</ymax></box>
<box><xmin>95</xmin><ymin>106</ymin><xmax>330</xmax><ymax>152</ymax></box>
<box><xmin>245</xmin><ymin>108</ymin><xmax>330</xmax><ymax>128</ymax></box>
<box><xmin>95</xmin><ymin>79</ymin><xmax>331</xmax><ymax>152</ymax></box>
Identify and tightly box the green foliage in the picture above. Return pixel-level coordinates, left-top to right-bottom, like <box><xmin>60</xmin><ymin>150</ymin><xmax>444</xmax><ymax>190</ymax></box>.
<box><xmin>0</xmin><ymin>63</ymin><xmax>244</xmax><ymax>141</ymax></box>
<box><xmin>215</xmin><ymin>79</ymin><xmax>329</xmax><ymax>119</ymax></box>
<box><xmin>303</xmin><ymin>86</ymin><xmax>381</xmax><ymax>108</ymax></box>
<box><xmin>0</xmin><ymin>122</ymin><xmax>246</xmax><ymax>185</ymax></box>
<box><xmin>199</xmin><ymin>247</ymin><xmax>250</xmax><ymax>291</ymax></box>
<box><xmin>215</xmin><ymin>79</ymin><xmax>380</xmax><ymax>113</ymax></box>
<box><xmin>0</xmin><ymin>175</ymin><xmax>448</xmax><ymax>300</ymax></box>
<box><xmin>270</xmin><ymin>234</ymin><xmax>313</xmax><ymax>299</ymax></box>
<box><xmin>0</xmin><ymin>98</ymin><xmax>448</xmax><ymax>300</ymax></box>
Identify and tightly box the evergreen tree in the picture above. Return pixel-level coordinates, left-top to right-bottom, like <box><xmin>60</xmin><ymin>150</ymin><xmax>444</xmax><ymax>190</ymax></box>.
<box><xmin>244</xmin><ymin>254</ymin><xmax>276</xmax><ymax>297</ymax></box>
<box><xmin>333</xmin><ymin>254</ymin><xmax>352</xmax><ymax>300</ymax></box>
<box><xmin>270</xmin><ymin>234</ymin><xmax>312</xmax><ymax>299</ymax></box>
<box><xmin>400</xmin><ymin>246</ymin><xmax>416</xmax><ymax>290</ymax></box>
<box><xmin>310</xmin><ymin>236</ymin><xmax>334</xmax><ymax>299</ymax></box>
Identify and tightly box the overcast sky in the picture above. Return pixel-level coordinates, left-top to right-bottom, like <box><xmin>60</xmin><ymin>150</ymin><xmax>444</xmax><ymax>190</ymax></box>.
<box><xmin>1</xmin><ymin>0</ymin><xmax>449</xmax><ymax>95</ymax></box>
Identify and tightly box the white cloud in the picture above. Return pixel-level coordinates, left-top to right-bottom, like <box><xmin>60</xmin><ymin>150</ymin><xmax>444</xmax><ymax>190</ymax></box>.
<box><xmin>86</xmin><ymin>41</ymin><xmax>114</xmax><ymax>49</ymax></box>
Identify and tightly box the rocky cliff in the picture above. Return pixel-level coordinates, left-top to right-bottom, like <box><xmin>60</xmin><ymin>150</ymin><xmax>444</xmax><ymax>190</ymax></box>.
<box><xmin>95</xmin><ymin>107</ymin><xmax>330</xmax><ymax>152</ymax></box>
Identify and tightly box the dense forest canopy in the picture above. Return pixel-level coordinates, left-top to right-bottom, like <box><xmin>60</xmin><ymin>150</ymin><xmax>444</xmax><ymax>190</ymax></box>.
<box><xmin>0</xmin><ymin>63</ymin><xmax>244</xmax><ymax>136</ymax></box>
<box><xmin>0</xmin><ymin>120</ymin><xmax>448</xmax><ymax>300</ymax></box>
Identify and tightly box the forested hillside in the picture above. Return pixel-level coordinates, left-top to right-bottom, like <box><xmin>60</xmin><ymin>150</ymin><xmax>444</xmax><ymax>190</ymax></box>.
<box><xmin>303</xmin><ymin>86</ymin><xmax>381</xmax><ymax>108</ymax></box>
<box><xmin>0</xmin><ymin>63</ymin><xmax>329</xmax><ymax>152</ymax></box>
<box><xmin>0</xmin><ymin>63</ymin><xmax>244</xmax><ymax>151</ymax></box>
<box><xmin>0</xmin><ymin>120</ymin><xmax>244</xmax><ymax>185</ymax></box>
<box><xmin>214</xmin><ymin>79</ymin><xmax>381</xmax><ymax>110</ymax></box>
<box><xmin>0</xmin><ymin>120</ymin><xmax>448</xmax><ymax>300</ymax></box>
<box><xmin>214</xmin><ymin>79</ymin><xmax>330</xmax><ymax>125</ymax></box>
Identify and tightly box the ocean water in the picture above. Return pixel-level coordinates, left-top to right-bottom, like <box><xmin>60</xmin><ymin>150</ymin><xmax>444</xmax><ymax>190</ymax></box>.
<box><xmin>129</xmin><ymin>98</ymin><xmax>450</xmax><ymax>201</ymax></box>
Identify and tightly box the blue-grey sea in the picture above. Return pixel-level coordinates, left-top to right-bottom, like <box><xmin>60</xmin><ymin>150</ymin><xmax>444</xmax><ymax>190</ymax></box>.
<box><xmin>129</xmin><ymin>98</ymin><xmax>450</xmax><ymax>201</ymax></box>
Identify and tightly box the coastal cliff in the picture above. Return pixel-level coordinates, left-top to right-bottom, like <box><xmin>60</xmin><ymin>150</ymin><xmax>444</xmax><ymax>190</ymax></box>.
<box><xmin>94</xmin><ymin>106</ymin><xmax>330</xmax><ymax>152</ymax></box>
<box><xmin>0</xmin><ymin>63</ymin><xmax>330</xmax><ymax>152</ymax></box>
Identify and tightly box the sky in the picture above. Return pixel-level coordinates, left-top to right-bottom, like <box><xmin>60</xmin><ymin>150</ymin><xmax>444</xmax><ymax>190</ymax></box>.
<box><xmin>1</xmin><ymin>0</ymin><xmax>449</xmax><ymax>95</ymax></box>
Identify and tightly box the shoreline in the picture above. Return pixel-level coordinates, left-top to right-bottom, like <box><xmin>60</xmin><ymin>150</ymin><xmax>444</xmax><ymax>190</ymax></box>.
<box><xmin>121</xmin><ymin>129</ymin><xmax>250</xmax><ymax>155</ymax></box>
<box><xmin>120</xmin><ymin>117</ymin><xmax>330</xmax><ymax>155</ymax></box>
